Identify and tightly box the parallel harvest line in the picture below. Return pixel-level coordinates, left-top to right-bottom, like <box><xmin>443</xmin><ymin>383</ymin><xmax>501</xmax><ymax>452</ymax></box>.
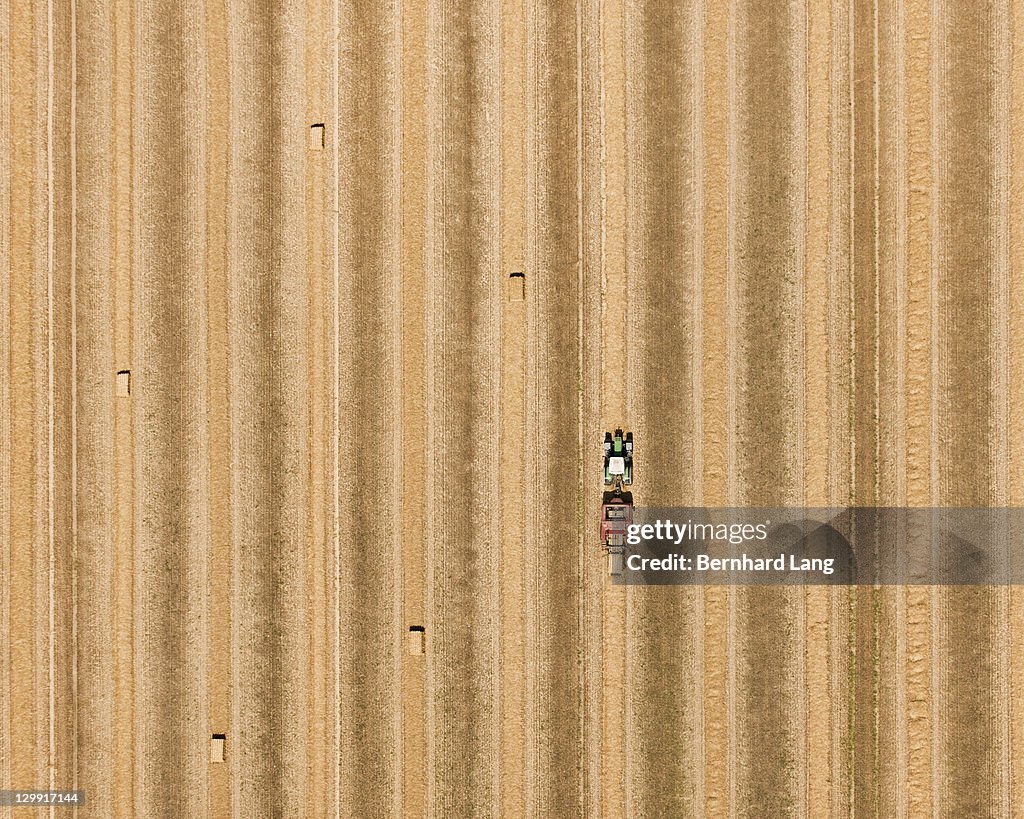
<box><xmin>793</xmin><ymin>0</ymin><xmax>809</xmax><ymax>809</ymax></box>
<box><xmin>399</xmin><ymin>0</ymin><xmax>429</xmax><ymax>814</ymax></box>
<box><xmin>928</xmin><ymin>0</ymin><xmax>943</xmax><ymax>803</ymax></box>
<box><xmin>389</xmin><ymin>8</ymin><xmax>405</xmax><ymax>818</ymax></box>
<box><xmin>733</xmin><ymin>0</ymin><xmax>803</xmax><ymax>814</ymax></box>
<box><xmin>134</xmin><ymin>5</ymin><xmax>209</xmax><ymax>812</ymax></box>
<box><xmin>45</xmin><ymin>0</ymin><xmax>56</xmax><ymax>800</ymax></box>
<box><xmin>690</xmin><ymin>0</ymin><xmax>705</xmax><ymax>811</ymax></box>
<box><xmin>699</xmin><ymin>0</ymin><xmax>730</xmax><ymax>813</ymax></box>
<box><xmin>530</xmin><ymin>0</ymin><xmax>586</xmax><ymax>812</ymax></box>
<box><xmin>226</xmin><ymin>3</ymin><xmax>285</xmax><ymax>810</ymax></box>
<box><xmin>116</xmin><ymin>0</ymin><xmax>138</xmax><ymax>808</ymax></box>
<box><xmin>902</xmin><ymin>0</ymin><xmax>934</xmax><ymax>812</ymax></box>
<box><xmin>73</xmin><ymin>3</ymin><xmax>115</xmax><ymax>811</ymax></box>
<box><xmin>388</xmin><ymin>25</ymin><xmax>404</xmax><ymax>807</ymax></box>
<box><xmin>427</xmin><ymin>2</ymin><xmax>501</xmax><ymax>813</ymax></box>
<box><xmin>48</xmin><ymin>2</ymin><xmax>74</xmax><ymax>797</ymax></box>
<box><xmin>271</xmin><ymin>0</ymin><xmax>313</xmax><ymax>808</ymax></box>
<box><xmin>335</xmin><ymin>2</ymin><xmax>401</xmax><ymax>814</ymax></box>
<box><xmin>523</xmin><ymin>0</ymin><xmax>538</xmax><ymax>805</ymax></box>
<box><xmin>203</xmin><ymin>0</ymin><xmax>232</xmax><ymax>814</ymax></box>
<box><xmin>933</xmin><ymin>0</ymin><xmax>1006</xmax><ymax>813</ymax></box>
<box><xmin>993</xmin><ymin>0</ymin><xmax>1012</xmax><ymax>808</ymax></box>
<box><xmin>850</xmin><ymin>0</ymin><xmax>878</xmax><ymax>801</ymax></box>
<box><xmin>826</xmin><ymin>1</ymin><xmax>852</xmax><ymax>808</ymax></box>
<box><xmin>7</xmin><ymin>0</ymin><xmax>56</xmax><ymax>801</ymax></box>
<box><xmin>130</xmin><ymin>9</ymin><xmax>145</xmax><ymax>813</ymax></box>
<box><xmin>932</xmin><ymin>0</ymin><xmax>1008</xmax><ymax>813</ymax></box>
<box><xmin>0</xmin><ymin>0</ymin><xmax>10</xmax><ymax>799</ymax></box>
<box><xmin>725</xmin><ymin>0</ymin><xmax>738</xmax><ymax>809</ymax></box>
<box><xmin>496</xmin><ymin>0</ymin><xmax>529</xmax><ymax>813</ymax></box>
<box><xmin>599</xmin><ymin>0</ymin><xmax>627</xmax><ymax>813</ymax></box>
<box><xmin>331</xmin><ymin>0</ymin><xmax>342</xmax><ymax>809</ymax></box>
<box><xmin>804</xmin><ymin>0</ymin><xmax>834</xmax><ymax>813</ymax></box>
<box><xmin>300</xmin><ymin>1</ymin><xmax>335</xmax><ymax>810</ymax></box>
<box><xmin>624</xmin><ymin>1</ymin><xmax>701</xmax><ymax>814</ymax></box>
<box><xmin>185</xmin><ymin>8</ymin><xmax>212</xmax><ymax>811</ymax></box>
<box><xmin>1011</xmin><ymin>0</ymin><xmax>1024</xmax><ymax>809</ymax></box>
<box><xmin>523</xmin><ymin>0</ymin><xmax>536</xmax><ymax>810</ymax></box>
<box><xmin>67</xmin><ymin>0</ymin><xmax>78</xmax><ymax>797</ymax></box>
<box><xmin>893</xmin><ymin>0</ymin><xmax>909</xmax><ymax>812</ymax></box>
<box><xmin>578</xmin><ymin>2</ymin><xmax>607</xmax><ymax>812</ymax></box>
<box><xmin>575</xmin><ymin>6</ymin><xmax>591</xmax><ymax>803</ymax></box>
<box><xmin>423</xmin><ymin>0</ymin><xmax>440</xmax><ymax>810</ymax></box>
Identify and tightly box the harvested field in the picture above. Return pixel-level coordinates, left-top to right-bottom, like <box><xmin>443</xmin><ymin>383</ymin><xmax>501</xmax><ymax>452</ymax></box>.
<box><xmin>3</xmin><ymin>0</ymin><xmax>1024</xmax><ymax>816</ymax></box>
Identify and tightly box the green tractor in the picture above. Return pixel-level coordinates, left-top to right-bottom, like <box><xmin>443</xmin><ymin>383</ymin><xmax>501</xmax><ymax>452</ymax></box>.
<box><xmin>603</xmin><ymin>429</ymin><xmax>633</xmax><ymax>485</ymax></box>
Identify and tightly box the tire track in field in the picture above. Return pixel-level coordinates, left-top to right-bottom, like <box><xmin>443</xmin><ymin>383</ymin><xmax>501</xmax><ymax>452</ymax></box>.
<box><xmin>225</xmin><ymin>1</ymin><xmax>309</xmax><ymax>814</ymax></box>
<box><xmin>425</xmin><ymin>1</ymin><xmax>501</xmax><ymax>813</ymax></box>
<box><xmin>133</xmin><ymin>4</ymin><xmax>210</xmax><ymax>813</ymax></box>
<box><xmin>730</xmin><ymin>0</ymin><xmax>804</xmax><ymax>814</ymax></box>
<box><xmin>335</xmin><ymin>1</ymin><xmax>401</xmax><ymax>815</ymax></box>
<box><xmin>623</xmin><ymin>1</ymin><xmax>701</xmax><ymax>815</ymax></box>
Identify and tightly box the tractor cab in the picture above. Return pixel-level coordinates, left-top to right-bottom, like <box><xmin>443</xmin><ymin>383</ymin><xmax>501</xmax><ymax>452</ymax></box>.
<box><xmin>603</xmin><ymin>429</ymin><xmax>633</xmax><ymax>485</ymax></box>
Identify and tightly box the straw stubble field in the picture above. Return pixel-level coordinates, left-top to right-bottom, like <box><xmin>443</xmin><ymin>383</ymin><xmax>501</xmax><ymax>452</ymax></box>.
<box><xmin>3</xmin><ymin>0</ymin><xmax>1024</xmax><ymax>816</ymax></box>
